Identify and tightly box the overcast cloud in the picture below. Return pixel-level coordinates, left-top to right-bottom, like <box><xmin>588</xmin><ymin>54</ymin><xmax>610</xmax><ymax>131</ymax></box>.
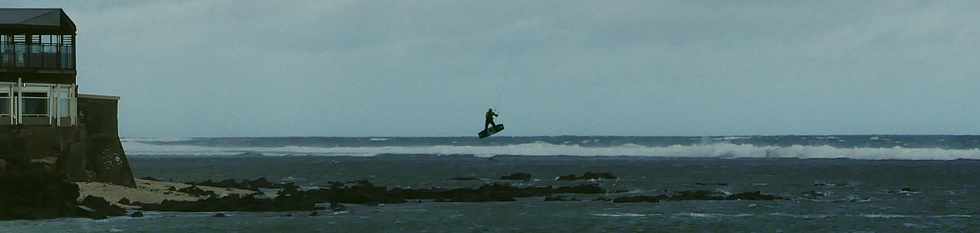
<box><xmin>5</xmin><ymin>0</ymin><xmax>980</xmax><ymax>137</ymax></box>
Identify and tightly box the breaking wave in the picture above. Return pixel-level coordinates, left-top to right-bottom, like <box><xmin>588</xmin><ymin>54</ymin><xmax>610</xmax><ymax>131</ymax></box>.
<box><xmin>121</xmin><ymin>140</ymin><xmax>980</xmax><ymax>160</ymax></box>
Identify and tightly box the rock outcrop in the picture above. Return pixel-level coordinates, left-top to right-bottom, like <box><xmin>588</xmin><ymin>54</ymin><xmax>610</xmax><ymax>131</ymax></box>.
<box><xmin>0</xmin><ymin>163</ymin><xmax>126</xmax><ymax>220</ymax></box>
<box><xmin>555</xmin><ymin>172</ymin><xmax>617</xmax><ymax>181</ymax></box>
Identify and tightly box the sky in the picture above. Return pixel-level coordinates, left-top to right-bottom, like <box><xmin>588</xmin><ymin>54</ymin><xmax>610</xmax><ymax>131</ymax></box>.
<box><xmin>6</xmin><ymin>0</ymin><xmax>980</xmax><ymax>137</ymax></box>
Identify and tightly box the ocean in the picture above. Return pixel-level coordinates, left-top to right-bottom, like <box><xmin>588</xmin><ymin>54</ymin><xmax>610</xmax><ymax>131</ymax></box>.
<box><xmin>3</xmin><ymin>135</ymin><xmax>979</xmax><ymax>232</ymax></box>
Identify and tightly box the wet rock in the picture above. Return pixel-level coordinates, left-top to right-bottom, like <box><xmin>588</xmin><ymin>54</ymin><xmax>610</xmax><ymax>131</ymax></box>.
<box><xmin>499</xmin><ymin>172</ymin><xmax>532</xmax><ymax>181</ymax></box>
<box><xmin>140</xmin><ymin>176</ymin><xmax>160</xmax><ymax>181</ymax></box>
<box><xmin>188</xmin><ymin>177</ymin><xmax>285</xmax><ymax>191</ymax></box>
<box><xmin>129</xmin><ymin>211</ymin><xmax>144</xmax><ymax>217</ymax></box>
<box><xmin>178</xmin><ymin>185</ymin><xmax>217</xmax><ymax>197</ymax></box>
<box><xmin>212</xmin><ymin>213</ymin><xmax>227</xmax><ymax>217</ymax></box>
<box><xmin>727</xmin><ymin>191</ymin><xmax>783</xmax><ymax>201</ymax></box>
<box><xmin>695</xmin><ymin>182</ymin><xmax>728</xmax><ymax>186</ymax></box>
<box><xmin>138</xmin><ymin>193</ymin><xmax>319</xmax><ymax>212</ymax></box>
<box><xmin>79</xmin><ymin>196</ymin><xmax>126</xmax><ymax>219</ymax></box>
<box><xmin>612</xmin><ymin>195</ymin><xmax>662</xmax><ymax>203</ymax></box>
<box><xmin>543</xmin><ymin>195</ymin><xmax>578</xmax><ymax>201</ymax></box>
<box><xmin>592</xmin><ymin>197</ymin><xmax>613</xmax><ymax>202</ymax></box>
<box><xmin>555</xmin><ymin>172</ymin><xmax>617</xmax><ymax>181</ymax></box>
<box><xmin>294</xmin><ymin>180</ymin><xmax>614</xmax><ymax>204</ymax></box>
<box><xmin>118</xmin><ymin>197</ymin><xmax>131</xmax><ymax>205</ymax></box>
<box><xmin>329</xmin><ymin>202</ymin><xmax>348</xmax><ymax>212</ymax></box>
<box><xmin>309</xmin><ymin>211</ymin><xmax>319</xmax><ymax>216</ymax></box>
<box><xmin>0</xmin><ymin>166</ymin><xmax>84</xmax><ymax>220</ymax></box>
<box><xmin>667</xmin><ymin>190</ymin><xmax>728</xmax><ymax>201</ymax></box>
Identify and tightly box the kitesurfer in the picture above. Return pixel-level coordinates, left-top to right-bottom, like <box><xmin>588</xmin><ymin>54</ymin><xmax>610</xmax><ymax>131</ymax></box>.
<box><xmin>485</xmin><ymin>108</ymin><xmax>499</xmax><ymax>131</ymax></box>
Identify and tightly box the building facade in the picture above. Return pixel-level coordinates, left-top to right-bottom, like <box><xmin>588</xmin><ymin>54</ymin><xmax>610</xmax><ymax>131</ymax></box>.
<box><xmin>0</xmin><ymin>8</ymin><xmax>133</xmax><ymax>186</ymax></box>
<box><xmin>0</xmin><ymin>8</ymin><xmax>78</xmax><ymax>127</ymax></box>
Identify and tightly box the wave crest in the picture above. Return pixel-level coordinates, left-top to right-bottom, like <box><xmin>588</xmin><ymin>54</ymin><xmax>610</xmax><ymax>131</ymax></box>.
<box><xmin>120</xmin><ymin>140</ymin><xmax>980</xmax><ymax>160</ymax></box>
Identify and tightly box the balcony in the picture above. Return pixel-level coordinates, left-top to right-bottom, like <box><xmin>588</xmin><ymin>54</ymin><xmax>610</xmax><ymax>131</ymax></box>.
<box><xmin>0</xmin><ymin>34</ymin><xmax>74</xmax><ymax>71</ymax></box>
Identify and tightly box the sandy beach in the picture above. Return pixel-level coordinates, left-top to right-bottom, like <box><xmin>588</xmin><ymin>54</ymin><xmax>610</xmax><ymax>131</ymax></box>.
<box><xmin>76</xmin><ymin>179</ymin><xmax>256</xmax><ymax>208</ymax></box>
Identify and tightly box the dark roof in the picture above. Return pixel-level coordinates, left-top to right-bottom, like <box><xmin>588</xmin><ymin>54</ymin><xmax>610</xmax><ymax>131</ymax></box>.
<box><xmin>0</xmin><ymin>8</ymin><xmax>76</xmax><ymax>33</ymax></box>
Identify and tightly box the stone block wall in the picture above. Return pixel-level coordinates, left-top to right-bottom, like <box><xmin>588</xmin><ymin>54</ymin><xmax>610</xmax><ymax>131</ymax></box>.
<box><xmin>0</xmin><ymin>94</ymin><xmax>134</xmax><ymax>187</ymax></box>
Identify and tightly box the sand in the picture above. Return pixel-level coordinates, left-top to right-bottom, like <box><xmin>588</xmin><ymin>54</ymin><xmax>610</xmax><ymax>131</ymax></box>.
<box><xmin>76</xmin><ymin>179</ymin><xmax>257</xmax><ymax>208</ymax></box>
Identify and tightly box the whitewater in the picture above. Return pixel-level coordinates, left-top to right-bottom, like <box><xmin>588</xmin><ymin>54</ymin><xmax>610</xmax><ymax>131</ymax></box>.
<box><xmin>121</xmin><ymin>135</ymin><xmax>980</xmax><ymax>160</ymax></box>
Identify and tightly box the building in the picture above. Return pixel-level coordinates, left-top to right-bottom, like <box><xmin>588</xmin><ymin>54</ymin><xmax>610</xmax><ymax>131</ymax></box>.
<box><xmin>0</xmin><ymin>8</ymin><xmax>133</xmax><ymax>186</ymax></box>
<box><xmin>0</xmin><ymin>8</ymin><xmax>78</xmax><ymax>126</ymax></box>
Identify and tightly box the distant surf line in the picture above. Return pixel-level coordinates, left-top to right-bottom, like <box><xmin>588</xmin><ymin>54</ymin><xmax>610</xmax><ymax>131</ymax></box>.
<box><xmin>122</xmin><ymin>140</ymin><xmax>980</xmax><ymax>160</ymax></box>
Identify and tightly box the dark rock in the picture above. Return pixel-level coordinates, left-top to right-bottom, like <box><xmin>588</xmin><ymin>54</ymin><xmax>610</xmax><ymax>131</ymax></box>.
<box><xmin>187</xmin><ymin>177</ymin><xmax>285</xmax><ymax>191</ymax></box>
<box><xmin>167</xmin><ymin>186</ymin><xmax>177</xmax><ymax>191</ymax></box>
<box><xmin>613</xmin><ymin>195</ymin><xmax>662</xmax><ymax>203</ymax></box>
<box><xmin>306</xmin><ymin>181</ymin><xmax>612</xmax><ymax>204</ymax></box>
<box><xmin>668</xmin><ymin>190</ymin><xmax>728</xmax><ymax>201</ymax></box>
<box><xmin>178</xmin><ymin>185</ymin><xmax>217</xmax><ymax>197</ymax></box>
<box><xmin>499</xmin><ymin>172</ymin><xmax>532</xmax><ymax>181</ymax></box>
<box><xmin>138</xmin><ymin>193</ymin><xmax>318</xmax><ymax>212</ymax></box>
<box><xmin>695</xmin><ymin>182</ymin><xmax>728</xmax><ymax>186</ymax></box>
<box><xmin>329</xmin><ymin>202</ymin><xmax>347</xmax><ymax>212</ymax></box>
<box><xmin>118</xmin><ymin>197</ymin><xmax>131</xmax><ymax>205</ymax></box>
<box><xmin>129</xmin><ymin>211</ymin><xmax>144</xmax><ymax>217</ymax></box>
<box><xmin>556</xmin><ymin>172</ymin><xmax>617</xmax><ymax>181</ymax></box>
<box><xmin>79</xmin><ymin>196</ymin><xmax>126</xmax><ymax>219</ymax></box>
<box><xmin>727</xmin><ymin>191</ymin><xmax>783</xmax><ymax>201</ymax></box>
<box><xmin>0</xmin><ymin>165</ymin><xmax>84</xmax><ymax>220</ymax></box>
<box><xmin>247</xmin><ymin>177</ymin><xmax>276</xmax><ymax>189</ymax></box>
<box><xmin>212</xmin><ymin>213</ymin><xmax>227</xmax><ymax>217</ymax></box>
<box><xmin>309</xmin><ymin>211</ymin><xmax>319</xmax><ymax>216</ymax></box>
<box><xmin>140</xmin><ymin>176</ymin><xmax>160</xmax><ymax>181</ymax></box>
<box><xmin>543</xmin><ymin>195</ymin><xmax>578</xmax><ymax>201</ymax></box>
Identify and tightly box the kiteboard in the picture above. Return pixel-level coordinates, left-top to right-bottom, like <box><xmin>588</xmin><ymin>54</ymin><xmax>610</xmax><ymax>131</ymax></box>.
<box><xmin>478</xmin><ymin>124</ymin><xmax>505</xmax><ymax>139</ymax></box>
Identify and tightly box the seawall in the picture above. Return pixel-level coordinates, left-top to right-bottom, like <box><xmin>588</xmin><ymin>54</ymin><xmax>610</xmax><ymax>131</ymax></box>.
<box><xmin>0</xmin><ymin>94</ymin><xmax>134</xmax><ymax>187</ymax></box>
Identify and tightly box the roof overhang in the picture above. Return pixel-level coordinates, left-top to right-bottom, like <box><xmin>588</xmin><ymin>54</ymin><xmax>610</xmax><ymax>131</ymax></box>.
<box><xmin>0</xmin><ymin>8</ymin><xmax>76</xmax><ymax>34</ymax></box>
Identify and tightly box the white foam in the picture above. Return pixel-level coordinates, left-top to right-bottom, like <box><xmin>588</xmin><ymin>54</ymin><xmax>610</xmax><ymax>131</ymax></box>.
<box><xmin>674</xmin><ymin>212</ymin><xmax>753</xmax><ymax>218</ymax></box>
<box><xmin>121</xmin><ymin>140</ymin><xmax>980</xmax><ymax>160</ymax></box>
<box><xmin>120</xmin><ymin>137</ymin><xmax>194</xmax><ymax>143</ymax></box>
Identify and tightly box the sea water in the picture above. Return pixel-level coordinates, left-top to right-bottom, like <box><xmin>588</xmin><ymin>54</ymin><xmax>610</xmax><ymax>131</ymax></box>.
<box><xmin>2</xmin><ymin>136</ymin><xmax>978</xmax><ymax>232</ymax></box>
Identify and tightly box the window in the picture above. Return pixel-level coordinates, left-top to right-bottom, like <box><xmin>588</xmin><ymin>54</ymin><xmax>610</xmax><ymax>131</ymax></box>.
<box><xmin>61</xmin><ymin>35</ymin><xmax>74</xmax><ymax>69</ymax></box>
<box><xmin>21</xmin><ymin>92</ymin><xmax>48</xmax><ymax>116</ymax></box>
<box><xmin>14</xmin><ymin>35</ymin><xmax>25</xmax><ymax>67</ymax></box>
<box><xmin>0</xmin><ymin>92</ymin><xmax>8</xmax><ymax>115</ymax></box>
<box><xmin>54</xmin><ymin>91</ymin><xmax>70</xmax><ymax>118</ymax></box>
<box><xmin>0</xmin><ymin>35</ymin><xmax>10</xmax><ymax>67</ymax></box>
<box><xmin>0</xmin><ymin>34</ymin><xmax>74</xmax><ymax>69</ymax></box>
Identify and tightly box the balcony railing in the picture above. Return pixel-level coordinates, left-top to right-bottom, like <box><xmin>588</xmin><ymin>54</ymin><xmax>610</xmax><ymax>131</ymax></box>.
<box><xmin>0</xmin><ymin>34</ymin><xmax>74</xmax><ymax>70</ymax></box>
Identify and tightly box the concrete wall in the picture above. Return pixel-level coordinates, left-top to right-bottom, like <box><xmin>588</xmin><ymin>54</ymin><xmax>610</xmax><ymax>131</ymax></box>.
<box><xmin>75</xmin><ymin>95</ymin><xmax>133</xmax><ymax>186</ymax></box>
<box><xmin>0</xmin><ymin>94</ymin><xmax>134</xmax><ymax>187</ymax></box>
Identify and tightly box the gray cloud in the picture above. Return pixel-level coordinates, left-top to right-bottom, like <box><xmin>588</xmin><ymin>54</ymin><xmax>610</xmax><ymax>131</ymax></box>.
<box><xmin>6</xmin><ymin>0</ymin><xmax>980</xmax><ymax>136</ymax></box>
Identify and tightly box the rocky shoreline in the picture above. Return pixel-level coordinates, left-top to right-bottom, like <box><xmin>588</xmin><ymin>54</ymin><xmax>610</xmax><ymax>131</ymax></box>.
<box><xmin>2</xmin><ymin>170</ymin><xmax>788</xmax><ymax>220</ymax></box>
<box><xmin>125</xmin><ymin>171</ymin><xmax>786</xmax><ymax>215</ymax></box>
<box><xmin>0</xmin><ymin>164</ymin><xmax>126</xmax><ymax>220</ymax></box>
